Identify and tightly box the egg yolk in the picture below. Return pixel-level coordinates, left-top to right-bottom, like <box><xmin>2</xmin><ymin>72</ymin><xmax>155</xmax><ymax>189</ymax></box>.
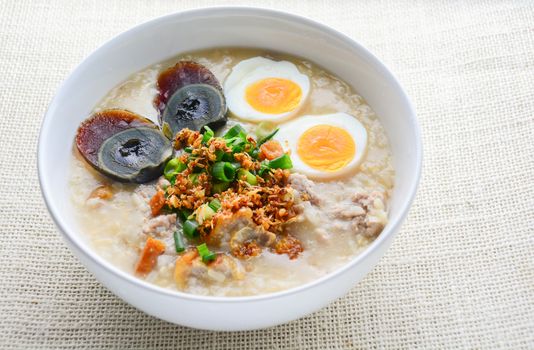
<box><xmin>297</xmin><ymin>125</ymin><xmax>356</xmax><ymax>172</ymax></box>
<box><xmin>245</xmin><ymin>78</ymin><xmax>302</xmax><ymax>114</ymax></box>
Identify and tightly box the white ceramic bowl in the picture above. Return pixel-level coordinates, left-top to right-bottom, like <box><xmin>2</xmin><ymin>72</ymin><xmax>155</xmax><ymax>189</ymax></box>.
<box><xmin>38</xmin><ymin>7</ymin><xmax>421</xmax><ymax>331</ymax></box>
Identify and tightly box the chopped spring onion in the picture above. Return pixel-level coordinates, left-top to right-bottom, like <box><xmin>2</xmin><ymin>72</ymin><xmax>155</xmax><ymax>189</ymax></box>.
<box><xmin>178</xmin><ymin>209</ymin><xmax>192</xmax><ymax>221</ymax></box>
<box><xmin>237</xmin><ymin>169</ymin><xmax>258</xmax><ymax>185</ymax></box>
<box><xmin>224</xmin><ymin>132</ymin><xmax>248</xmax><ymax>153</ymax></box>
<box><xmin>212</xmin><ymin>161</ymin><xmax>236</xmax><ymax>182</ymax></box>
<box><xmin>257</xmin><ymin>128</ymin><xmax>279</xmax><ymax>147</ymax></box>
<box><xmin>173</xmin><ymin>231</ymin><xmax>185</xmax><ymax>253</ymax></box>
<box><xmin>258</xmin><ymin>162</ymin><xmax>270</xmax><ymax>176</ymax></box>
<box><xmin>223</xmin><ymin>124</ymin><xmax>247</xmax><ymax>139</ymax></box>
<box><xmin>201</xmin><ymin>126</ymin><xmax>214</xmax><ymax>144</ymax></box>
<box><xmin>196</xmin><ymin>204</ymin><xmax>215</xmax><ymax>224</ymax></box>
<box><xmin>214</xmin><ymin>149</ymin><xmax>225</xmax><ymax>161</ymax></box>
<box><xmin>249</xmin><ymin>148</ymin><xmax>260</xmax><ymax>159</ymax></box>
<box><xmin>212</xmin><ymin>181</ymin><xmax>230</xmax><ymax>194</ymax></box>
<box><xmin>197</xmin><ymin>243</ymin><xmax>216</xmax><ymax>263</ymax></box>
<box><xmin>221</xmin><ymin>152</ymin><xmax>234</xmax><ymax>162</ymax></box>
<box><xmin>230</xmin><ymin>141</ymin><xmax>246</xmax><ymax>153</ymax></box>
<box><xmin>208</xmin><ymin>198</ymin><xmax>221</xmax><ymax>212</ymax></box>
<box><xmin>267</xmin><ymin>153</ymin><xmax>293</xmax><ymax>170</ymax></box>
<box><xmin>164</xmin><ymin>158</ymin><xmax>186</xmax><ymax>180</ymax></box>
<box><xmin>183</xmin><ymin>219</ymin><xmax>199</xmax><ymax>238</ymax></box>
<box><xmin>184</xmin><ymin>146</ymin><xmax>193</xmax><ymax>153</ymax></box>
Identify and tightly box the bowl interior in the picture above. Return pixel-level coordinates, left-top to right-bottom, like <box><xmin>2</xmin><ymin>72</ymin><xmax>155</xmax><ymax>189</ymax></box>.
<box><xmin>39</xmin><ymin>8</ymin><xmax>420</xmax><ymax>298</ymax></box>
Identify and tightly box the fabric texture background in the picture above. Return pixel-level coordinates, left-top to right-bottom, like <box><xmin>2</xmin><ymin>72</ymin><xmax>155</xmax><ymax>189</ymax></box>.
<box><xmin>0</xmin><ymin>0</ymin><xmax>532</xmax><ymax>348</ymax></box>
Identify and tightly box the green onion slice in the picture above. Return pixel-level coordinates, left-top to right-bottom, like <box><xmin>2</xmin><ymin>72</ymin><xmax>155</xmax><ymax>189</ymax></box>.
<box><xmin>257</xmin><ymin>128</ymin><xmax>279</xmax><ymax>147</ymax></box>
<box><xmin>230</xmin><ymin>143</ymin><xmax>245</xmax><ymax>153</ymax></box>
<box><xmin>173</xmin><ymin>231</ymin><xmax>185</xmax><ymax>253</ymax></box>
<box><xmin>208</xmin><ymin>199</ymin><xmax>222</xmax><ymax>212</ymax></box>
<box><xmin>164</xmin><ymin>158</ymin><xmax>187</xmax><ymax>180</ymax></box>
<box><xmin>197</xmin><ymin>243</ymin><xmax>217</xmax><ymax>263</ymax></box>
<box><xmin>221</xmin><ymin>152</ymin><xmax>234</xmax><ymax>162</ymax></box>
<box><xmin>258</xmin><ymin>162</ymin><xmax>270</xmax><ymax>176</ymax></box>
<box><xmin>214</xmin><ymin>149</ymin><xmax>225</xmax><ymax>161</ymax></box>
<box><xmin>212</xmin><ymin>161</ymin><xmax>236</xmax><ymax>182</ymax></box>
<box><xmin>267</xmin><ymin>154</ymin><xmax>293</xmax><ymax>170</ymax></box>
<box><xmin>183</xmin><ymin>219</ymin><xmax>199</xmax><ymax>238</ymax></box>
<box><xmin>225</xmin><ymin>133</ymin><xmax>248</xmax><ymax>153</ymax></box>
<box><xmin>178</xmin><ymin>209</ymin><xmax>192</xmax><ymax>221</ymax></box>
<box><xmin>201</xmin><ymin>126</ymin><xmax>214</xmax><ymax>144</ymax></box>
<box><xmin>212</xmin><ymin>181</ymin><xmax>230</xmax><ymax>194</ymax></box>
<box><xmin>237</xmin><ymin>169</ymin><xmax>258</xmax><ymax>185</ymax></box>
<box><xmin>249</xmin><ymin>148</ymin><xmax>260</xmax><ymax>159</ymax></box>
<box><xmin>196</xmin><ymin>204</ymin><xmax>215</xmax><ymax>223</ymax></box>
<box><xmin>223</xmin><ymin>124</ymin><xmax>247</xmax><ymax>139</ymax></box>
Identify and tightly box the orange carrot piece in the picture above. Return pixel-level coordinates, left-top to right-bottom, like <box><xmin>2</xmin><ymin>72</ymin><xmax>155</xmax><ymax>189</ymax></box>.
<box><xmin>135</xmin><ymin>237</ymin><xmax>166</xmax><ymax>275</ymax></box>
<box><xmin>149</xmin><ymin>189</ymin><xmax>165</xmax><ymax>216</ymax></box>
<box><xmin>259</xmin><ymin>140</ymin><xmax>284</xmax><ymax>161</ymax></box>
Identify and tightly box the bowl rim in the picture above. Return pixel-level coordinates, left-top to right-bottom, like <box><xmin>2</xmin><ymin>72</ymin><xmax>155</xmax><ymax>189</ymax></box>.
<box><xmin>38</xmin><ymin>6</ymin><xmax>422</xmax><ymax>303</ymax></box>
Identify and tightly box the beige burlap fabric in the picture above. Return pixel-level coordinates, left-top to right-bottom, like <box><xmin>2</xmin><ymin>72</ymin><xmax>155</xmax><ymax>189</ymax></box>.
<box><xmin>0</xmin><ymin>0</ymin><xmax>532</xmax><ymax>348</ymax></box>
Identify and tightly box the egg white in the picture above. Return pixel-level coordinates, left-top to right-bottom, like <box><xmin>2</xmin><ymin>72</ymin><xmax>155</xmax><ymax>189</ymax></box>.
<box><xmin>274</xmin><ymin>113</ymin><xmax>368</xmax><ymax>180</ymax></box>
<box><xmin>224</xmin><ymin>57</ymin><xmax>310</xmax><ymax>123</ymax></box>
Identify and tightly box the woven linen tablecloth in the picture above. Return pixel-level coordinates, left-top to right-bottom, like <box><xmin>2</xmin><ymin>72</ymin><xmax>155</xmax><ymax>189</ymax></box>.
<box><xmin>1</xmin><ymin>0</ymin><xmax>533</xmax><ymax>348</ymax></box>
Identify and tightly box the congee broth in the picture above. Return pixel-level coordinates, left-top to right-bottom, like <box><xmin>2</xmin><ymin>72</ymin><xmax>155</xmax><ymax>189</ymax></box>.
<box><xmin>70</xmin><ymin>48</ymin><xmax>394</xmax><ymax>296</ymax></box>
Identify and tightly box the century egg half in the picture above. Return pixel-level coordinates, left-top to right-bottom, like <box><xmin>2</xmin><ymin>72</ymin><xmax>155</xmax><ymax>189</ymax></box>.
<box><xmin>76</xmin><ymin>109</ymin><xmax>172</xmax><ymax>183</ymax></box>
<box><xmin>155</xmin><ymin>61</ymin><xmax>227</xmax><ymax>138</ymax></box>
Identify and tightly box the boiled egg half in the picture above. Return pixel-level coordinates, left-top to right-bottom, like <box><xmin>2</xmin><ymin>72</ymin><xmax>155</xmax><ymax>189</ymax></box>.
<box><xmin>224</xmin><ymin>57</ymin><xmax>310</xmax><ymax>123</ymax></box>
<box><xmin>274</xmin><ymin>113</ymin><xmax>368</xmax><ymax>180</ymax></box>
